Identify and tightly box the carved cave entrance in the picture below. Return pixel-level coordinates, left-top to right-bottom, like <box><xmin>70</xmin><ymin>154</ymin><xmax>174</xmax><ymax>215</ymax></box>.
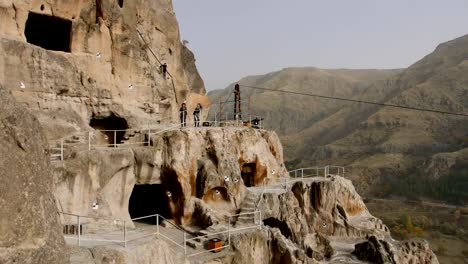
<box><xmin>89</xmin><ymin>114</ymin><xmax>128</xmax><ymax>145</ymax></box>
<box><xmin>241</xmin><ymin>163</ymin><xmax>257</xmax><ymax>187</ymax></box>
<box><xmin>25</xmin><ymin>12</ymin><xmax>72</xmax><ymax>52</ymax></box>
<box><xmin>129</xmin><ymin>184</ymin><xmax>172</xmax><ymax>224</ymax></box>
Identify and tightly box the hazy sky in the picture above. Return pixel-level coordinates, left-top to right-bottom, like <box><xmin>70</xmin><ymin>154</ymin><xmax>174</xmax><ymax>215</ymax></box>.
<box><xmin>173</xmin><ymin>0</ymin><xmax>468</xmax><ymax>91</ymax></box>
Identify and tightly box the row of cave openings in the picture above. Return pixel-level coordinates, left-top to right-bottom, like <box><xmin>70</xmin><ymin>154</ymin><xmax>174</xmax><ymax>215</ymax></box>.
<box><xmin>24</xmin><ymin>1</ymin><xmax>124</xmax><ymax>52</ymax></box>
<box><xmin>128</xmin><ymin>162</ymin><xmax>259</xmax><ymax>224</ymax></box>
<box><xmin>88</xmin><ymin>115</ymin><xmax>261</xmax><ymax>224</ymax></box>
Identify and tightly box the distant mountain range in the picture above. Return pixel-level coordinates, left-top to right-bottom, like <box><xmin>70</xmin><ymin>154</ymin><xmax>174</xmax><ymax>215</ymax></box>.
<box><xmin>208</xmin><ymin>34</ymin><xmax>468</xmax><ymax>202</ymax></box>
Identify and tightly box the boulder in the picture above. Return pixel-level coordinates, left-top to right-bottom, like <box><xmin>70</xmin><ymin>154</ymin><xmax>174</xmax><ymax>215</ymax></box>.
<box><xmin>0</xmin><ymin>88</ymin><xmax>68</xmax><ymax>263</ymax></box>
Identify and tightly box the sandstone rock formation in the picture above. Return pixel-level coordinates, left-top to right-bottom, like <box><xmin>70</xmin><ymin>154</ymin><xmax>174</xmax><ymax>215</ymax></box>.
<box><xmin>55</xmin><ymin>128</ymin><xmax>287</xmax><ymax>229</ymax></box>
<box><xmin>0</xmin><ymin>1</ymin><xmax>442</xmax><ymax>264</ymax></box>
<box><xmin>353</xmin><ymin>236</ymin><xmax>438</xmax><ymax>264</ymax></box>
<box><xmin>0</xmin><ymin>0</ymin><xmax>208</xmax><ymax>141</ymax></box>
<box><xmin>0</xmin><ymin>88</ymin><xmax>68</xmax><ymax>263</ymax></box>
<box><xmin>189</xmin><ymin>175</ymin><xmax>438</xmax><ymax>264</ymax></box>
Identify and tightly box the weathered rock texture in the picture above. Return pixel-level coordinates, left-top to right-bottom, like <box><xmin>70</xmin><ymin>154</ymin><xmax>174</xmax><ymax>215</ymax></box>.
<box><xmin>55</xmin><ymin>128</ymin><xmax>287</xmax><ymax>228</ymax></box>
<box><xmin>353</xmin><ymin>236</ymin><xmax>438</xmax><ymax>264</ymax></box>
<box><xmin>0</xmin><ymin>0</ymin><xmax>208</xmax><ymax>141</ymax></box>
<box><xmin>0</xmin><ymin>88</ymin><xmax>68</xmax><ymax>263</ymax></box>
<box><xmin>69</xmin><ymin>238</ymin><xmax>188</xmax><ymax>264</ymax></box>
<box><xmin>0</xmin><ymin>1</ymin><xmax>442</xmax><ymax>264</ymax></box>
<box><xmin>201</xmin><ymin>176</ymin><xmax>438</xmax><ymax>264</ymax></box>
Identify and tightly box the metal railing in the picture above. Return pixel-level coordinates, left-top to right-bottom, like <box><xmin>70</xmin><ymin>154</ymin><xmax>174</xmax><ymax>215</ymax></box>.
<box><xmin>288</xmin><ymin>165</ymin><xmax>345</xmax><ymax>179</ymax></box>
<box><xmin>185</xmin><ymin>211</ymin><xmax>262</xmax><ymax>257</ymax></box>
<box><xmin>59</xmin><ymin>210</ymin><xmax>261</xmax><ymax>257</ymax></box>
<box><xmin>255</xmin><ymin>165</ymin><xmax>346</xmax><ymax>210</ymax></box>
<box><xmin>49</xmin><ymin>118</ymin><xmax>265</xmax><ymax>156</ymax></box>
<box><xmin>50</xmin><ymin>139</ymin><xmax>64</xmax><ymax>161</ymax></box>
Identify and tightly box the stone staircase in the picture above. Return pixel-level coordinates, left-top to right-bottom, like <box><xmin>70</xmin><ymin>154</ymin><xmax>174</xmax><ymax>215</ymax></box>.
<box><xmin>234</xmin><ymin>190</ymin><xmax>258</xmax><ymax>227</ymax></box>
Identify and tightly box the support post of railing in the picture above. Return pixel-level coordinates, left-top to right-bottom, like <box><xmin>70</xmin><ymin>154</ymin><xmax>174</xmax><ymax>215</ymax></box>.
<box><xmin>88</xmin><ymin>131</ymin><xmax>91</xmax><ymax>151</ymax></box>
<box><xmin>316</xmin><ymin>167</ymin><xmax>319</xmax><ymax>177</ymax></box>
<box><xmin>123</xmin><ymin>220</ymin><xmax>127</xmax><ymax>248</ymax></box>
<box><xmin>228</xmin><ymin>217</ymin><xmax>231</xmax><ymax>246</ymax></box>
<box><xmin>183</xmin><ymin>232</ymin><xmax>187</xmax><ymax>256</ymax></box>
<box><xmin>147</xmin><ymin>129</ymin><xmax>151</xmax><ymax>146</ymax></box>
<box><xmin>258</xmin><ymin>211</ymin><xmax>262</xmax><ymax>230</ymax></box>
<box><xmin>301</xmin><ymin>168</ymin><xmax>304</xmax><ymax>181</ymax></box>
<box><xmin>343</xmin><ymin>167</ymin><xmax>345</xmax><ymax>177</ymax></box>
<box><xmin>60</xmin><ymin>139</ymin><xmax>64</xmax><ymax>161</ymax></box>
<box><xmin>77</xmin><ymin>215</ymin><xmax>81</xmax><ymax>247</ymax></box>
<box><xmin>156</xmin><ymin>215</ymin><xmax>159</xmax><ymax>238</ymax></box>
<box><xmin>114</xmin><ymin>131</ymin><xmax>117</xmax><ymax>148</ymax></box>
<box><xmin>325</xmin><ymin>166</ymin><xmax>329</xmax><ymax>177</ymax></box>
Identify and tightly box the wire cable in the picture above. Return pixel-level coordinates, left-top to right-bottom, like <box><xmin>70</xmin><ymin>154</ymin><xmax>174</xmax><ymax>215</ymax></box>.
<box><xmin>239</xmin><ymin>84</ymin><xmax>468</xmax><ymax>117</ymax></box>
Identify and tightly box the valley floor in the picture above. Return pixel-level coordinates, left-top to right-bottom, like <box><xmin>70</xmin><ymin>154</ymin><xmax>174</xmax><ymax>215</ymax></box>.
<box><xmin>366</xmin><ymin>198</ymin><xmax>468</xmax><ymax>264</ymax></box>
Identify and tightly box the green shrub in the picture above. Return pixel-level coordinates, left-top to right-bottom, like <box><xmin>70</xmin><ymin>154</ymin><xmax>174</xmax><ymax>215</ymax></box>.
<box><xmin>439</xmin><ymin>222</ymin><xmax>457</xmax><ymax>235</ymax></box>
<box><xmin>437</xmin><ymin>244</ymin><xmax>447</xmax><ymax>255</ymax></box>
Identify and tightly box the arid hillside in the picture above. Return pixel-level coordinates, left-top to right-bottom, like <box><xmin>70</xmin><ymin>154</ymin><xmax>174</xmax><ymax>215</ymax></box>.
<box><xmin>209</xmin><ymin>34</ymin><xmax>468</xmax><ymax>200</ymax></box>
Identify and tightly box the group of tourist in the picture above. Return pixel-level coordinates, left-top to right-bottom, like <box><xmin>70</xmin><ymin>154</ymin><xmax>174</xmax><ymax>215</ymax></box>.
<box><xmin>160</xmin><ymin>63</ymin><xmax>203</xmax><ymax>128</ymax></box>
<box><xmin>179</xmin><ymin>103</ymin><xmax>202</xmax><ymax>127</ymax></box>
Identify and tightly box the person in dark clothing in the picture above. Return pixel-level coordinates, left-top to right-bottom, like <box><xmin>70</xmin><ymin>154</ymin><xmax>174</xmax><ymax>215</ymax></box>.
<box><xmin>179</xmin><ymin>103</ymin><xmax>187</xmax><ymax>127</ymax></box>
<box><xmin>160</xmin><ymin>63</ymin><xmax>168</xmax><ymax>79</ymax></box>
<box><xmin>193</xmin><ymin>103</ymin><xmax>202</xmax><ymax>127</ymax></box>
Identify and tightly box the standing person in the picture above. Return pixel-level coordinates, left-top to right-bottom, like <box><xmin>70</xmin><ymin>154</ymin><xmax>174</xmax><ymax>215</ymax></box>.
<box><xmin>160</xmin><ymin>63</ymin><xmax>168</xmax><ymax>79</ymax></box>
<box><xmin>193</xmin><ymin>103</ymin><xmax>202</xmax><ymax>127</ymax></box>
<box><xmin>179</xmin><ymin>103</ymin><xmax>187</xmax><ymax>127</ymax></box>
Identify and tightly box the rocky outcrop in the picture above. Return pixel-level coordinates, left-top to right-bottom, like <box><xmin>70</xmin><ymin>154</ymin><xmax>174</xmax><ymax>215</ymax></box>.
<box><xmin>54</xmin><ymin>128</ymin><xmax>287</xmax><ymax>228</ymax></box>
<box><xmin>0</xmin><ymin>88</ymin><xmax>68</xmax><ymax>263</ymax></box>
<box><xmin>0</xmin><ymin>0</ymin><xmax>209</xmax><ymax>141</ymax></box>
<box><xmin>353</xmin><ymin>236</ymin><xmax>438</xmax><ymax>264</ymax></box>
<box><xmin>70</xmin><ymin>238</ymin><xmax>188</xmax><ymax>264</ymax></box>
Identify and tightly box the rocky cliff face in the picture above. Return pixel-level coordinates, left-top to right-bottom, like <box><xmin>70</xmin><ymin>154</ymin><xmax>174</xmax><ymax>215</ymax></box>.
<box><xmin>0</xmin><ymin>0</ymin><xmax>208</xmax><ymax>140</ymax></box>
<box><xmin>55</xmin><ymin>128</ymin><xmax>287</xmax><ymax>228</ymax></box>
<box><xmin>0</xmin><ymin>1</ymin><xmax>442</xmax><ymax>264</ymax></box>
<box><xmin>0</xmin><ymin>88</ymin><xmax>68</xmax><ymax>263</ymax></box>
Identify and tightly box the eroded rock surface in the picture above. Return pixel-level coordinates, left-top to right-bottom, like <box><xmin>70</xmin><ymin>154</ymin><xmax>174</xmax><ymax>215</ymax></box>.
<box><xmin>0</xmin><ymin>0</ymin><xmax>208</xmax><ymax>140</ymax></box>
<box><xmin>353</xmin><ymin>236</ymin><xmax>438</xmax><ymax>264</ymax></box>
<box><xmin>0</xmin><ymin>88</ymin><xmax>68</xmax><ymax>263</ymax></box>
<box><xmin>54</xmin><ymin>128</ymin><xmax>287</xmax><ymax>228</ymax></box>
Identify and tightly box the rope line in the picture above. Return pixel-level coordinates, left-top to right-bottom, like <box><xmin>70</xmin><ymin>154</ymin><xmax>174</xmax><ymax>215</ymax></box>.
<box><xmin>136</xmin><ymin>29</ymin><xmax>178</xmax><ymax>103</ymax></box>
<box><xmin>239</xmin><ymin>84</ymin><xmax>468</xmax><ymax>117</ymax></box>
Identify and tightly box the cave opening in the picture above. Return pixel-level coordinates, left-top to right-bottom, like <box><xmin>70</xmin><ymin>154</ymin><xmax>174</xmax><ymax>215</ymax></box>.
<box><xmin>89</xmin><ymin>114</ymin><xmax>128</xmax><ymax>145</ymax></box>
<box><xmin>129</xmin><ymin>184</ymin><xmax>172</xmax><ymax>224</ymax></box>
<box><xmin>118</xmin><ymin>0</ymin><xmax>124</xmax><ymax>8</ymax></box>
<box><xmin>241</xmin><ymin>163</ymin><xmax>257</xmax><ymax>187</ymax></box>
<box><xmin>25</xmin><ymin>12</ymin><xmax>72</xmax><ymax>52</ymax></box>
<box><xmin>263</xmin><ymin>217</ymin><xmax>293</xmax><ymax>239</ymax></box>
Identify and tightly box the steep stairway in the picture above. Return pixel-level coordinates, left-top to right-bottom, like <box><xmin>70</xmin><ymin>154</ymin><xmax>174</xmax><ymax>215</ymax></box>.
<box><xmin>234</xmin><ymin>190</ymin><xmax>258</xmax><ymax>227</ymax></box>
